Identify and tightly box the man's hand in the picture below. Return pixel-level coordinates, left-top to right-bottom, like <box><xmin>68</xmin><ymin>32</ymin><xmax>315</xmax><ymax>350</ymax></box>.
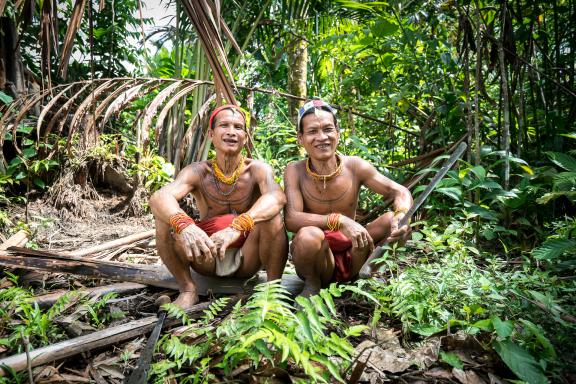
<box><xmin>386</xmin><ymin>213</ymin><xmax>411</xmax><ymax>245</ymax></box>
<box><xmin>210</xmin><ymin>227</ymin><xmax>242</xmax><ymax>261</ymax></box>
<box><xmin>339</xmin><ymin>215</ymin><xmax>374</xmax><ymax>253</ymax></box>
<box><xmin>175</xmin><ymin>225</ymin><xmax>216</xmax><ymax>263</ymax></box>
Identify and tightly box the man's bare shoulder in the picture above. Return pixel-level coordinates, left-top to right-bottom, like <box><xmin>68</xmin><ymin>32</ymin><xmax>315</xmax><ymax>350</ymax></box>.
<box><xmin>177</xmin><ymin>161</ymin><xmax>209</xmax><ymax>184</ymax></box>
<box><xmin>285</xmin><ymin>159</ymin><xmax>306</xmax><ymax>173</ymax></box>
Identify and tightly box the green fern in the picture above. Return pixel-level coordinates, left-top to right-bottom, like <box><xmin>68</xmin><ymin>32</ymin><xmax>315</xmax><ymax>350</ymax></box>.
<box><xmin>532</xmin><ymin>238</ymin><xmax>576</xmax><ymax>260</ymax></box>
<box><xmin>546</xmin><ymin>151</ymin><xmax>576</xmax><ymax>172</ymax></box>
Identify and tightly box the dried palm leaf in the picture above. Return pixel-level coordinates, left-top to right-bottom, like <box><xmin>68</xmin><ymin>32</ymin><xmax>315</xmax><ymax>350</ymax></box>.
<box><xmin>0</xmin><ymin>1</ymin><xmax>7</xmax><ymax>16</ymax></box>
<box><xmin>66</xmin><ymin>79</ymin><xmax>117</xmax><ymax>148</ymax></box>
<box><xmin>44</xmin><ymin>82</ymin><xmax>95</xmax><ymax>141</ymax></box>
<box><xmin>100</xmin><ymin>80</ymin><xmax>157</xmax><ymax>128</ymax></box>
<box><xmin>59</xmin><ymin>0</ymin><xmax>87</xmax><ymax>79</ymax></box>
<box><xmin>154</xmin><ymin>82</ymin><xmax>203</xmax><ymax>146</ymax></box>
<box><xmin>139</xmin><ymin>80</ymin><xmax>185</xmax><ymax>148</ymax></box>
<box><xmin>88</xmin><ymin>78</ymin><xmax>140</xmax><ymax>132</ymax></box>
<box><xmin>179</xmin><ymin>0</ymin><xmax>237</xmax><ymax>105</ymax></box>
<box><xmin>37</xmin><ymin>83</ymin><xmax>79</xmax><ymax>143</ymax></box>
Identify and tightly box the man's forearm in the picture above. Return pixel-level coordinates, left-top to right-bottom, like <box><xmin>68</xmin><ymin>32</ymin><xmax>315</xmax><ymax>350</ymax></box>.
<box><xmin>246</xmin><ymin>191</ymin><xmax>286</xmax><ymax>223</ymax></box>
<box><xmin>149</xmin><ymin>190</ymin><xmax>184</xmax><ymax>223</ymax></box>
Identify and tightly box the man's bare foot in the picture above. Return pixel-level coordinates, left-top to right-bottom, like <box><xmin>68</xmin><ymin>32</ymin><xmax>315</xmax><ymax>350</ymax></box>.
<box><xmin>173</xmin><ymin>290</ymin><xmax>199</xmax><ymax>310</ymax></box>
<box><xmin>299</xmin><ymin>282</ymin><xmax>321</xmax><ymax>298</ymax></box>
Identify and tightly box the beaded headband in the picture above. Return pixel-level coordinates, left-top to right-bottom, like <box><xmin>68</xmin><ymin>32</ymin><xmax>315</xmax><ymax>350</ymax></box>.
<box><xmin>209</xmin><ymin>104</ymin><xmax>247</xmax><ymax>129</ymax></box>
<box><xmin>297</xmin><ymin>99</ymin><xmax>338</xmax><ymax>132</ymax></box>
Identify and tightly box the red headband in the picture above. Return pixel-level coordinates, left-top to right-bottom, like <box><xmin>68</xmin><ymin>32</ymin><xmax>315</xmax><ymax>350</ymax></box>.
<box><xmin>208</xmin><ymin>104</ymin><xmax>246</xmax><ymax>129</ymax></box>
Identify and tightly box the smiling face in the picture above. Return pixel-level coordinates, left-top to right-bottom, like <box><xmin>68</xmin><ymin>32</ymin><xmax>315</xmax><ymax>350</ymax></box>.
<box><xmin>297</xmin><ymin>109</ymin><xmax>339</xmax><ymax>161</ymax></box>
<box><xmin>208</xmin><ymin>108</ymin><xmax>247</xmax><ymax>155</ymax></box>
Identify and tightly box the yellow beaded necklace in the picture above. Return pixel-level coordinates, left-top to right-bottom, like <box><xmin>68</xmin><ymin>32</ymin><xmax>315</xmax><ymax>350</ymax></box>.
<box><xmin>211</xmin><ymin>156</ymin><xmax>245</xmax><ymax>185</ymax></box>
<box><xmin>306</xmin><ymin>154</ymin><xmax>343</xmax><ymax>189</ymax></box>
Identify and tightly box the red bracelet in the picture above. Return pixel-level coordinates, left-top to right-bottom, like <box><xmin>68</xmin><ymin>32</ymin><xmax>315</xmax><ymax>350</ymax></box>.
<box><xmin>169</xmin><ymin>213</ymin><xmax>195</xmax><ymax>234</ymax></box>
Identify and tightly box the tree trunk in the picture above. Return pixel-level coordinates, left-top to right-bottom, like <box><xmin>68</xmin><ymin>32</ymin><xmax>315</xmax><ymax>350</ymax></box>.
<box><xmin>498</xmin><ymin>3</ymin><xmax>511</xmax><ymax>190</ymax></box>
<box><xmin>0</xmin><ymin>17</ymin><xmax>26</xmax><ymax>98</ymax></box>
<box><xmin>287</xmin><ymin>38</ymin><xmax>308</xmax><ymax>123</ymax></box>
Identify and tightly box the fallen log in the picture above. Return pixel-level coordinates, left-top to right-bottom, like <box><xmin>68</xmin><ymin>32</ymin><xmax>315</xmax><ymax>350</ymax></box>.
<box><xmin>2</xmin><ymin>247</ymin><xmax>304</xmax><ymax>295</ymax></box>
<box><xmin>31</xmin><ymin>282</ymin><xmax>148</xmax><ymax>307</ymax></box>
<box><xmin>68</xmin><ymin>230</ymin><xmax>155</xmax><ymax>257</ymax></box>
<box><xmin>0</xmin><ymin>301</ymin><xmax>214</xmax><ymax>377</ymax></box>
<box><xmin>0</xmin><ymin>230</ymin><xmax>28</xmax><ymax>250</ymax></box>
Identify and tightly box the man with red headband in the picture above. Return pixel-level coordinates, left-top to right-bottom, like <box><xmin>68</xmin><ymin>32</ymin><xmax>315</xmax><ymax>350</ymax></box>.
<box><xmin>150</xmin><ymin>104</ymin><xmax>288</xmax><ymax>308</ymax></box>
<box><xmin>284</xmin><ymin>99</ymin><xmax>413</xmax><ymax>297</ymax></box>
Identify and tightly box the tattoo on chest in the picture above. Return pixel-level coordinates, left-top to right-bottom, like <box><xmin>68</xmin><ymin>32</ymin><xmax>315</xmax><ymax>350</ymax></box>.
<box><xmin>199</xmin><ymin>172</ymin><xmax>254</xmax><ymax>207</ymax></box>
<box><xmin>300</xmin><ymin>174</ymin><xmax>353</xmax><ymax>204</ymax></box>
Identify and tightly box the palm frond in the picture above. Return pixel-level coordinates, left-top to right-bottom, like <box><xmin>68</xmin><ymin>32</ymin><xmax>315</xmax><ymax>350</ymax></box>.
<box><xmin>178</xmin><ymin>0</ymin><xmax>237</xmax><ymax>105</ymax></box>
<box><xmin>532</xmin><ymin>238</ymin><xmax>576</xmax><ymax>260</ymax></box>
<box><xmin>59</xmin><ymin>0</ymin><xmax>87</xmax><ymax>79</ymax></box>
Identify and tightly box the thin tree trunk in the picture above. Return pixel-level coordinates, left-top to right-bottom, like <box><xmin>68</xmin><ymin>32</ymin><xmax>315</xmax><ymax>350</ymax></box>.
<box><xmin>498</xmin><ymin>2</ymin><xmax>511</xmax><ymax>190</ymax></box>
<box><xmin>287</xmin><ymin>37</ymin><xmax>308</xmax><ymax>123</ymax></box>
<box><xmin>473</xmin><ymin>0</ymin><xmax>482</xmax><ymax>166</ymax></box>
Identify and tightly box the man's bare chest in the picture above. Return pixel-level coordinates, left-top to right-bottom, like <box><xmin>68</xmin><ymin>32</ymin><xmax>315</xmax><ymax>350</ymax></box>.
<box><xmin>300</xmin><ymin>176</ymin><xmax>359</xmax><ymax>216</ymax></box>
<box><xmin>195</xmin><ymin>173</ymin><xmax>257</xmax><ymax>217</ymax></box>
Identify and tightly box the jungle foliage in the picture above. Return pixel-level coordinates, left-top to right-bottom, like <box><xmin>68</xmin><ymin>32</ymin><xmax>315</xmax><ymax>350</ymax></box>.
<box><xmin>0</xmin><ymin>0</ymin><xmax>575</xmax><ymax>382</ymax></box>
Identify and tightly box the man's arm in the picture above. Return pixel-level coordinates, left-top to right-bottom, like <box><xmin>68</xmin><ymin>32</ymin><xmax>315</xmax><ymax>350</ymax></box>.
<box><xmin>358</xmin><ymin>158</ymin><xmax>412</xmax><ymax>211</ymax></box>
<box><xmin>357</xmin><ymin>157</ymin><xmax>413</xmax><ymax>242</ymax></box>
<box><xmin>149</xmin><ymin>163</ymin><xmax>200</xmax><ymax>221</ymax></box>
<box><xmin>150</xmin><ymin>163</ymin><xmax>217</xmax><ymax>261</ymax></box>
<box><xmin>245</xmin><ymin>160</ymin><xmax>286</xmax><ymax>222</ymax></box>
<box><xmin>284</xmin><ymin>162</ymin><xmax>329</xmax><ymax>232</ymax></box>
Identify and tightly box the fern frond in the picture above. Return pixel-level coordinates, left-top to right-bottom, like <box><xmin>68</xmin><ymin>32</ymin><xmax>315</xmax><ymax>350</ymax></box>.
<box><xmin>202</xmin><ymin>297</ymin><xmax>229</xmax><ymax>324</ymax></box>
<box><xmin>163</xmin><ymin>303</ymin><xmax>190</xmax><ymax>325</ymax></box>
<box><xmin>532</xmin><ymin>238</ymin><xmax>576</xmax><ymax>260</ymax></box>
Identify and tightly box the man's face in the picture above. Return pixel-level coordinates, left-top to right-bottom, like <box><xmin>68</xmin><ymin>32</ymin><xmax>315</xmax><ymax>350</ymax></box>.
<box><xmin>208</xmin><ymin>109</ymin><xmax>246</xmax><ymax>155</ymax></box>
<box><xmin>297</xmin><ymin>109</ymin><xmax>339</xmax><ymax>161</ymax></box>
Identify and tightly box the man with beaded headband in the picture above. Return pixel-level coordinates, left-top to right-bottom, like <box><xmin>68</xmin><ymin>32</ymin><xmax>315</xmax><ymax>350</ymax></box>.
<box><xmin>284</xmin><ymin>99</ymin><xmax>413</xmax><ymax>296</ymax></box>
<box><xmin>150</xmin><ymin>104</ymin><xmax>288</xmax><ymax>308</ymax></box>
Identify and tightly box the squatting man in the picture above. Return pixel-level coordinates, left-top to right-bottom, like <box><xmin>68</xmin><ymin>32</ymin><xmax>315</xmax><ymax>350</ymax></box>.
<box><xmin>284</xmin><ymin>99</ymin><xmax>413</xmax><ymax>297</ymax></box>
<box><xmin>149</xmin><ymin>104</ymin><xmax>288</xmax><ymax>309</ymax></box>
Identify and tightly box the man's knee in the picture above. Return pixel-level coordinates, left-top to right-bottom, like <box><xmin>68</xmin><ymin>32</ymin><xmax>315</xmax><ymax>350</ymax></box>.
<box><xmin>292</xmin><ymin>226</ymin><xmax>325</xmax><ymax>254</ymax></box>
<box><xmin>256</xmin><ymin>213</ymin><xmax>285</xmax><ymax>234</ymax></box>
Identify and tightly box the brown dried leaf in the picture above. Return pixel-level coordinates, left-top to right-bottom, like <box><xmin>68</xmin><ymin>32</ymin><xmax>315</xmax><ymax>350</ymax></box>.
<box><xmin>154</xmin><ymin>82</ymin><xmax>204</xmax><ymax>145</ymax></box>
<box><xmin>139</xmin><ymin>80</ymin><xmax>184</xmax><ymax>146</ymax></box>
<box><xmin>452</xmin><ymin>368</ymin><xmax>487</xmax><ymax>384</ymax></box>
<box><xmin>59</xmin><ymin>0</ymin><xmax>87</xmax><ymax>79</ymax></box>
<box><xmin>101</xmin><ymin>80</ymin><xmax>157</xmax><ymax>127</ymax></box>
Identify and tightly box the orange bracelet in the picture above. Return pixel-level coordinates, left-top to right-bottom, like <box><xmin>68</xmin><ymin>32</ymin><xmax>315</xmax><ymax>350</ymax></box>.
<box><xmin>169</xmin><ymin>213</ymin><xmax>195</xmax><ymax>234</ymax></box>
<box><xmin>326</xmin><ymin>212</ymin><xmax>341</xmax><ymax>232</ymax></box>
<box><xmin>230</xmin><ymin>213</ymin><xmax>255</xmax><ymax>234</ymax></box>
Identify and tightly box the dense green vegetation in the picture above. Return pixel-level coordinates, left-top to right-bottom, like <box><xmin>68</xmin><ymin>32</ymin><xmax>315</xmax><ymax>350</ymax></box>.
<box><xmin>0</xmin><ymin>0</ymin><xmax>574</xmax><ymax>382</ymax></box>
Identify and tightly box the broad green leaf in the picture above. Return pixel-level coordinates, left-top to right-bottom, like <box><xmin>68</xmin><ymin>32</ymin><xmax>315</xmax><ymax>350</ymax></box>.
<box><xmin>493</xmin><ymin>340</ymin><xmax>548</xmax><ymax>384</ymax></box>
<box><xmin>440</xmin><ymin>351</ymin><xmax>463</xmax><ymax>369</ymax></box>
<box><xmin>435</xmin><ymin>187</ymin><xmax>461</xmax><ymax>201</ymax></box>
<box><xmin>372</xmin><ymin>19</ymin><xmax>398</xmax><ymax>36</ymax></box>
<box><xmin>546</xmin><ymin>152</ymin><xmax>576</xmax><ymax>171</ymax></box>
<box><xmin>492</xmin><ymin>316</ymin><xmax>514</xmax><ymax>339</ymax></box>
<box><xmin>0</xmin><ymin>91</ymin><xmax>13</xmax><ymax>104</ymax></box>
<box><xmin>536</xmin><ymin>191</ymin><xmax>576</xmax><ymax>204</ymax></box>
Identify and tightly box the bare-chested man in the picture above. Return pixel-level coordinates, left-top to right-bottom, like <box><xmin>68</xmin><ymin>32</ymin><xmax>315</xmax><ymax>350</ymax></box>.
<box><xmin>284</xmin><ymin>99</ymin><xmax>413</xmax><ymax>297</ymax></box>
<box><xmin>150</xmin><ymin>104</ymin><xmax>288</xmax><ymax>308</ymax></box>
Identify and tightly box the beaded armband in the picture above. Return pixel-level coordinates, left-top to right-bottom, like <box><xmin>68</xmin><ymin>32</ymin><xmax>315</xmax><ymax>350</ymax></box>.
<box><xmin>230</xmin><ymin>213</ymin><xmax>255</xmax><ymax>234</ymax></box>
<box><xmin>326</xmin><ymin>212</ymin><xmax>341</xmax><ymax>232</ymax></box>
<box><xmin>169</xmin><ymin>212</ymin><xmax>195</xmax><ymax>234</ymax></box>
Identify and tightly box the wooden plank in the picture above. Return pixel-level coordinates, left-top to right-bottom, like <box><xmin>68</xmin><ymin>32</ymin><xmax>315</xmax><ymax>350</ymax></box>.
<box><xmin>1</xmin><ymin>247</ymin><xmax>305</xmax><ymax>295</ymax></box>
<box><xmin>0</xmin><ymin>230</ymin><xmax>28</xmax><ymax>250</ymax></box>
<box><xmin>0</xmin><ymin>301</ymin><xmax>213</xmax><ymax>377</ymax></box>
<box><xmin>30</xmin><ymin>282</ymin><xmax>148</xmax><ymax>307</ymax></box>
<box><xmin>68</xmin><ymin>230</ymin><xmax>155</xmax><ymax>257</ymax></box>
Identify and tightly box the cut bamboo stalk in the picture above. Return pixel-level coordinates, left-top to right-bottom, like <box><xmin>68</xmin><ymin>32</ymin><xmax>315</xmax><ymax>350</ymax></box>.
<box><xmin>30</xmin><ymin>282</ymin><xmax>148</xmax><ymax>307</ymax></box>
<box><xmin>0</xmin><ymin>230</ymin><xmax>28</xmax><ymax>250</ymax></box>
<box><xmin>0</xmin><ymin>302</ymin><xmax>212</xmax><ymax>377</ymax></box>
<box><xmin>68</xmin><ymin>230</ymin><xmax>155</xmax><ymax>257</ymax></box>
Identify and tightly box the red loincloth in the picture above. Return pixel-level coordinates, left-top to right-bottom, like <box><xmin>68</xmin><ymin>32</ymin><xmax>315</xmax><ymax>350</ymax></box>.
<box><xmin>324</xmin><ymin>230</ymin><xmax>353</xmax><ymax>282</ymax></box>
<box><xmin>196</xmin><ymin>214</ymin><xmax>248</xmax><ymax>249</ymax></box>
